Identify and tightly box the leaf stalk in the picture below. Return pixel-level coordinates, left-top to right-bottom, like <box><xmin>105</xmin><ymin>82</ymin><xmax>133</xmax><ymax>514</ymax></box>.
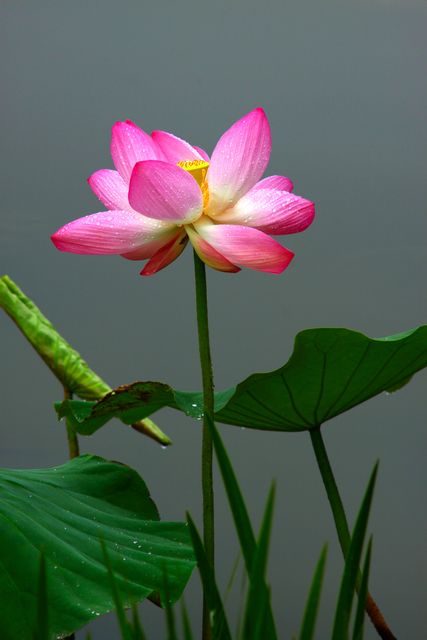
<box><xmin>309</xmin><ymin>427</ymin><xmax>396</xmax><ymax>640</ymax></box>
<box><xmin>64</xmin><ymin>388</ymin><xmax>79</xmax><ymax>459</ymax></box>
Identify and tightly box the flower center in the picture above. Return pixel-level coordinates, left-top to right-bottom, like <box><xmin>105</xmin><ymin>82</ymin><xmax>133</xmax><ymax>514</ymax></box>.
<box><xmin>176</xmin><ymin>159</ymin><xmax>210</xmax><ymax>209</ymax></box>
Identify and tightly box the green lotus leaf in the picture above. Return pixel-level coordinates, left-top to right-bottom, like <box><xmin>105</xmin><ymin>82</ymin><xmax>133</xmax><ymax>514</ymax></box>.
<box><xmin>54</xmin><ymin>385</ymin><xmax>235</xmax><ymax>436</ymax></box>
<box><xmin>0</xmin><ymin>454</ymin><xmax>196</xmax><ymax>640</ymax></box>
<box><xmin>215</xmin><ymin>326</ymin><xmax>427</xmax><ymax>431</ymax></box>
<box><xmin>54</xmin><ymin>326</ymin><xmax>427</xmax><ymax>434</ymax></box>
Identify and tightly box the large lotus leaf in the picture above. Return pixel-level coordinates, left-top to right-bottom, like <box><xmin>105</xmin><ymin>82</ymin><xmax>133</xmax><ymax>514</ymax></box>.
<box><xmin>216</xmin><ymin>326</ymin><xmax>427</xmax><ymax>431</ymax></box>
<box><xmin>0</xmin><ymin>454</ymin><xmax>196</xmax><ymax>640</ymax></box>
<box><xmin>55</xmin><ymin>326</ymin><xmax>427</xmax><ymax>434</ymax></box>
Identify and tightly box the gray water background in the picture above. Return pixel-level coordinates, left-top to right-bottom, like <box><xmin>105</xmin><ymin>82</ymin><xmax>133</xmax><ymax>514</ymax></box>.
<box><xmin>1</xmin><ymin>1</ymin><xmax>426</xmax><ymax>638</ymax></box>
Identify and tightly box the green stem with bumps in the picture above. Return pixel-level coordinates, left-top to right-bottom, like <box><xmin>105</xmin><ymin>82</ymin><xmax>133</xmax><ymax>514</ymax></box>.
<box><xmin>193</xmin><ymin>250</ymin><xmax>215</xmax><ymax>640</ymax></box>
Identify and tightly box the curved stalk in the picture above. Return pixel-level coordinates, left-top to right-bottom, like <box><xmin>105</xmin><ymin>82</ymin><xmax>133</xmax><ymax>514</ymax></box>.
<box><xmin>63</xmin><ymin>388</ymin><xmax>79</xmax><ymax>460</ymax></box>
<box><xmin>309</xmin><ymin>427</ymin><xmax>396</xmax><ymax>640</ymax></box>
<box><xmin>193</xmin><ymin>250</ymin><xmax>215</xmax><ymax>640</ymax></box>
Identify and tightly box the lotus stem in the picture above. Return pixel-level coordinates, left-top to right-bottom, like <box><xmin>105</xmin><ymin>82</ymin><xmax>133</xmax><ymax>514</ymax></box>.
<box><xmin>193</xmin><ymin>250</ymin><xmax>215</xmax><ymax>640</ymax></box>
<box><xmin>309</xmin><ymin>427</ymin><xmax>396</xmax><ymax>640</ymax></box>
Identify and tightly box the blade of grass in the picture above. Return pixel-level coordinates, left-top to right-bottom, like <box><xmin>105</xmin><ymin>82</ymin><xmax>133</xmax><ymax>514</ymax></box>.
<box><xmin>206</xmin><ymin>413</ymin><xmax>277</xmax><ymax>638</ymax></box>
<box><xmin>205</xmin><ymin>413</ymin><xmax>256</xmax><ymax>565</ymax></box>
<box><xmin>180</xmin><ymin>597</ymin><xmax>194</xmax><ymax>640</ymax></box>
<box><xmin>253</xmin><ymin>482</ymin><xmax>276</xmax><ymax>582</ymax></box>
<box><xmin>130</xmin><ymin>605</ymin><xmax>147</xmax><ymax>640</ymax></box>
<box><xmin>100</xmin><ymin>537</ymin><xmax>133</xmax><ymax>640</ymax></box>
<box><xmin>331</xmin><ymin>462</ymin><xmax>378</xmax><ymax>640</ymax></box>
<box><xmin>298</xmin><ymin>543</ymin><xmax>328</xmax><ymax>640</ymax></box>
<box><xmin>310</xmin><ymin>429</ymin><xmax>393</xmax><ymax>640</ymax></box>
<box><xmin>223</xmin><ymin>553</ymin><xmax>241</xmax><ymax>605</ymax></box>
<box><xmin>186</xmin><ymin>512</ymin><xmax>232</xmax><ymax>640</ymax></box>
<box><xmin>352</xmin><ymin>536</ymin><xmax>373</xmax><ymax>640</ymax></box>
<box><xmin>242</xmin><ymin>482</ymin><xmax>277</xmax><ymax>640</ymax></box>
<box><xmin>162</xmin><ymin>566</ymin><xmax>178</xmax><ymax>640</ymax></box>
<box><xmin>235</xmin><ymin>560</ymin><xmax>247</xmax><ymax>640</ymax></box>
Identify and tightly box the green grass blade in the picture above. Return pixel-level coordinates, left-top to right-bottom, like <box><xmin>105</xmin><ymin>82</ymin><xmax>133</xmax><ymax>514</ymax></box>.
<box><xmin>206</xmin><ymin>413</ymin><xmax>277</xmax><ymax>639</ymax></box>
<box><xmin>32</xmin><ymin>546</ymin><xmax>49</xmax><ymax>640</ymax></box>
<box><xmin>130</xmin><ymin>605</ymin><xmax>147</xmax><ymax>640</ymax></box>
<box><xmin>298</xmin><ymin>543</ymin><xmax>328</xmax><ymax>640</ymax></box>
<box><xmin>180</xmin><ymin>597</ymin><xmax>194</xmax><ymax>640</ymax></box>
<box><xmin>253</xmin><ymin>481</ymin><xmax>276</xmax><ymax>581</ymax></box>
<box><xmin>100</xmin><ymin>537</ymin><xmax>133</xmax><ymax>640</ymax></box>
<box><xmin>162</xmin><ymin>567</ymin><xmax>178</xmax><ymax>640</ymax></box>
<box><xmin>205</xmin><ymin>412</ymin><xmax>256</xmax><ymax>569</ymax></box>
<box><xmin>352</xmin><ymin>536</ymin><xmax>373</xmax><ymax>640</ymax></box>
<box><xmin>223</xmin><ymin>552</ymin><xmax>241</xmax><ymax>605</ymax></box>
<box><xmin>242</xmin><ymin>482</ymin><xmax>277</xmax><ymax>640</ymax></box>
<box><xmin>186</xmin><ymin>512</ymin><xmax>232</xmax><ymax>640</ymax></box>
<box><xmin>331</xmin><ymin>462</ymin><xmax>378</xmax><ymax>640</ymax></box>
<box><xmin>235</xmin><ymin>563</ymin><xmax>247</xmax><ymax>640</ymax></box>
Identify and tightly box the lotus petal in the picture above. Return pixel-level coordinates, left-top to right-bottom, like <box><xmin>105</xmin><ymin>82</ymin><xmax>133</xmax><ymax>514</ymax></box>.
<box><xmin>186</xmin><ymin>225</ymin><xmax>241</xmax><ymax>273</ymax></box>
<box><xmin>88</xmin><ymin>169</ymin><xmax>131</xmax><ymax>211</ymax></box>
<box><xmin>204</xmin><ymin>108</ymin><xmax>271</xmax><ymax>217</ymax></box>
<box><xmin>129</xmin><ymin>161</ymin><xmax>203</xmax><ymax>225</ymax></box>
<box><xmin>51</xmin><ymin>210</ymin><xmax>171</xmax><ymax>255</ymax></box>
<box><xmin>141</xmin><ymin>228</ymin><xmax>189</xmax><ymax>275</ymax></box>
<box><xmin>194</xmin><ymin>220</ymin><xmax>293</xmax><ymax>273</ymax></box>
<box><xmin>111</xmin><ymin>121</ymin><xmax>162</xmax><ymax>183</ymax></box>
<box><xmin>217</xmin><ymin>189</ymin><xmax>315</xmax><ymax>235</ymax></box>
<box><xmin>151</xmin><ymin>131</ymin><xmax>204</xmax><ymax>164</ymax></box>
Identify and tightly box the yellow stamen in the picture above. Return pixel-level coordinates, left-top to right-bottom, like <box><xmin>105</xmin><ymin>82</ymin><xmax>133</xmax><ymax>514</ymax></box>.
<box><xmin>176</xmin><ymin>159</ymin><xmax>209</xmax><ymax>186</ymax></box>
<box><xmin>177</xmin><ymin>159</ymin><xmax>210</xmax><ymax>209</ymax></box>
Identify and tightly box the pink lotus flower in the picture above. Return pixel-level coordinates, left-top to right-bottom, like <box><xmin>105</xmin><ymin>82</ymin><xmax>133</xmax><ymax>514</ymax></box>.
<box><xmin>51</xmin><ymin>109</ymin><xmax>314</xmax><ymax>275</ymax></box>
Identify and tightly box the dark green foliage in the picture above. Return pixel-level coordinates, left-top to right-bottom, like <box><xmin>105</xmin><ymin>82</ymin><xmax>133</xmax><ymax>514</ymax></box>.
<box><xmin>186</xmin><ymin>513</ymin><xmax>233</xmax><ymax>640</ymax></box>
<box><xmin>56</xmin><ymin>326</ymin><xmax>427</xmax><ymax>434</ymax></box>
<box><xmin>0</xmin><ymin>455</ymin><xmax>196</xmax><ymax>639</ymax></box>
<box><xmin>180</xmin><ymin>598</ymin><xmax>193</xmax><ymax>640</ymax></box>
<box><xmin>32</xmin><ymin>548</ymin><xmax>49</xmax><ymax>640</ymax></box>
<box><xmin>101</xmin><ymin>539</ymin><xmax>133</xmax><ymax>640</ymax></box>
<box><xmin>331</xmin><ymin>463</ymin><xmax>378</xmax><ymax>639</ymax></box>
<box><xmin>298</xmin><ymin>543</ymin><xmax>328</xmax><ymax>640</ymax></box>
<box><xmin>215</xmin><ymin>327</ymin><xmax>427</xmax><ymax>430</ymax></box>
<box><xmin>352</xmin><ymin>537</ymin><xmax>372</xmax><ymax>640</ymax></box>
<box><xmin>26</xmin><ymin>443</ymin><xmax>378</xmax><ymax>640</ymax></box>
<box><xmin>205</xmin><ymin>412</ymin><xmax>277</xmax><ymax>639</ymax></box>
<box><xmin>241</xmin><ymin>482</ymin><xmax>276</xmax><ymax>640</ymax></box>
